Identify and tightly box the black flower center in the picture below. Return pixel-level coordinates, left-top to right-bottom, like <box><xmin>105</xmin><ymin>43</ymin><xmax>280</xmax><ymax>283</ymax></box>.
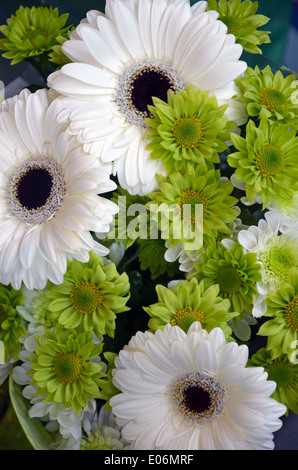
<box><xmin>183</xmin><ymin>385</ymin><xmax>211</xmax><ymax>414</ymax></box>
<box><xmin>130</xmin><ymin>69</ymin><xmax>175</xmax><ymax>114</ymax></box>
<box><xmin>6</xmin><ymin>157</ymin><xmax>66</xmax><ymax>224</ymax></box>
<box><xmin>171</xmin><ymin>372</ymin><xmax>227</xmax><ymax>425</ymax></box>
<box><xmin>116</xmin><ymin>60</ymin><xmax>184</xmax><ymax>127</ymax></box>
<box><xmin>16</xmin><ymin>167</ymin><xmax>53</xmax><ymax>210</ymax></box>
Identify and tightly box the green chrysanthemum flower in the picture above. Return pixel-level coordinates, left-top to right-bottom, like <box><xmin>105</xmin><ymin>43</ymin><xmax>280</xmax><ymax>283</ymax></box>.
<box><xmin>143</xmin><ymin>277</ymin><xmax>237</xmax><ymax>339</ymax></box>
<box><xmin>47</xmin><ymin>252</ymin><xmax>130</xmax><ymax>339</ymax></box>
<box><xmin>0</xmin><ymin>6</ymin><xmax>72</xmax><ymax>65</ymax></box>
<box><xmin>207</xmin><ymin>0</ymin><xmax>270</xmax><ymax>54</ymax></box>
<box><xmin>258</xmin><ymin>267</ymin><xmax>298</xmax><ymax>361</ymax></box>
<box><xmin>260</xmin><ymin>234</ymin><xmax>298</xmax><ymax>288</ymax></box>
<box><xmin>147</xmin><ymin>163</ymin><xmax>239</xmax><ymax>252</ymax></box>
<box><xmin>235</xmin><ymin>65</ymin><xmax>298</xmax><ymax>126</ymax></box>
<box><xmin>248</xmin><ymin>348</ymin><xmax>298</xmax><ymax>415</ymax></box>
<box><xmin>48</xmin><ymin>29</ymin><xmax>74</xmax><ymax>69</ymax></box>
<box><xmin>228</xmin><ymin>118</ymin><xmax>298</xmax><ymax>208</ymax></box>
<box><xmin>110</xmin><ymin>187</ymin><xmax>150</xmax><ymax>248</ymax></box>
<box><xmin>193</xmin><ymin>241</ymin><xmax>262</xmax><ymax>314</ymax></box>
<box><xmin>137</xmin><ymin>237</ymin><xmax>178</xmax><ymax>280</ymax></box>
<box><xmin>145</xmin><ymin>85</ymin><xmax>235</xmax><ymax>173</ymax></box>
<box><xmin>0</xmin><ymin>284</ymin><xmax>25</xmax><ymax>361</ymax></box>
<box><xmin>28</xmin><ymin>327</ymin><xmax>105</xmax><ymax>415</ymax></box>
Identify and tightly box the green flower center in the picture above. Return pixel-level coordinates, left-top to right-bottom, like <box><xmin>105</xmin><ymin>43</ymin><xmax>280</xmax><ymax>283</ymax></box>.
<box><xmin>259</xmin><ymin>87</ymin><xmax>286</xmax><ymax>111</ymax></box>
<box><xmin>255</xmin><ymin>144</ymin><xmax>285</xmax><ymax>178</ymax></box>
<box><xmin>172</xmin><ymin>307</ymin><xmax>205</xmax><ymax>332</ymax></box>
<box><xmin>223</xmin><ymin>16</ymin><xmax>243</xmax><ymax>35</ymax></box>
<box><xmin>172</xmin><ymin>116</ymin><xmax>204</xmax><ymax>149</ymax></box>
<box><xmin>285</xmin><ymin>295</ymin><xmax>298</xmax><ymax>332</ymax></box>
<box><xmin>23</xmin><ymin>29</ymin><xmax>49</xmax><ymax>48</ymax></box>
<box><xmin>54</xmin><ymin>352</ymin><xmax>84</xmax><ymax>384</ymax></box>
<box><xmin>70</xmin><ymin>280</ymin><xmax>104</xmax><ymax>314</ymax></box>
<box><xmin>178</xmin><ymin>189</ymin><xmax>208</xmax><ymax>222</ymax></box>
<box><xmin>217</xmin><ymin>265</ymin><xmax>242</xmax><ymax>293</ymax></box>
<box><xmin>267</xmin><ymin>360</ymin><xmax>295</xmax><ymax>388</ymax></box>
<box><xmin>262</xmin><ymin>238</ymin><xmax>297</xmax><ymax>284</ymax></box>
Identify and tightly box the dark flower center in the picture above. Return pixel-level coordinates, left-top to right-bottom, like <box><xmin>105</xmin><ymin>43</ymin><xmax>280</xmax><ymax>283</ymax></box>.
<box><xmin>6</xmin><ymin>157</ymin><xmax>66</xmax><ymax>224</ymax></box>
<box><xmin>116</xmin><ymin>60</ymin><xmax>184</xmax><ymax>127</ymax></box>
<box><xmin>171</xmin><ymin>372</ymin><xmax>227</xmax><ymax>424</ymax></box>
<box><xmin>131</xmin><ymin>69</ymin><xmax>175</xmax><ymax>114</ymax></box>
<box><xmin>16</xmin><ymin>167</ymin><xmax>53</xmax><ymax>210</ymax></box>
<box><xmin>183</xmin><ymin>385</ymin><xmax>211</xmax><ymax>414</ymax></box>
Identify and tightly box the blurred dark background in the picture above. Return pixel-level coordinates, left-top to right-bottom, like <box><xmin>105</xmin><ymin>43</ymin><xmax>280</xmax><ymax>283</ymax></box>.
<box><xmin>0</xmin><ymin>0</ymin><xmax>297</xmax><ymax>450</ymax></box>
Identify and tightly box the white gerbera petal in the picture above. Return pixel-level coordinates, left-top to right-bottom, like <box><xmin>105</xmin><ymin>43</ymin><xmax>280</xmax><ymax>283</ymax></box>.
<box><xmin>0</xmin><ymin>89</ymin><xmax>117</xmax><ymax>290</ymax></box>
<box><xmin>48</xmin><ymin>0</ymin><xmax>247</xmax><ymax>195</ymax></box>
<box><xmin>110</xmin><ymin>323</ymin><xmax>286</xmax><ymax>450</ymax></box>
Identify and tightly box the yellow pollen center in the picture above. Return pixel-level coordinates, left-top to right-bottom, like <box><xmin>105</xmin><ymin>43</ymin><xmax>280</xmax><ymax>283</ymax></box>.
<box><xmin>70</xmin><ymin>280</ymin><xmax>104</xmax><ymax>314</ymax></box>
<box><xmin>172</xmin><ymin>307</ymin><xmax>205</xmax><ymax>332</ymax></box>
<box><xmin>54</xmin><ymin>351</ymin><xmax>84</xmax><ymax>384</ymax></box>
<box><xmin>172</xmin><ymin>116</ymin><xmax>204</xmax><ymax>149</ymax></box>
<box><xmin>259</xmin><ymin>87</ymin><xmax>286</xmax><ymax>111</ymax></box>
<box><xmin>284</xmin><ymin>295</ymin><xmax>298</xmax><ymax>332</ymax></box>
<box><xmin>178</xmin><ymin>189</ymin><xmax>209</xmax><ymax>223</ymax></box>
<box><xmin>255</xmin><ymin>143</ymin><xmax>285</xmax><ymax>178</ymax></box>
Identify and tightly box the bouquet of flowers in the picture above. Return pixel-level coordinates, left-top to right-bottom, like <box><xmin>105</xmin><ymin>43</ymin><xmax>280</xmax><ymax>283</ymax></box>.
<box><xmin>0</xmin><ymin>0</ymin><xmax>297</xmax><ymax>451</ymax></box>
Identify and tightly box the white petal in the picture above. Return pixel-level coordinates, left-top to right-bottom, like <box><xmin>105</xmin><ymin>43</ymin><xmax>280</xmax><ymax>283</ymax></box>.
<box><xmin>194</xmin><ymin>339</ymin><xmax>218</xmax><ymax>375</ymax></box>
<box><xmin>19</xmin><ymin>226</ymin><xmax>40</xmax><ymax>269</ymax></box>
<box><xmin>60</xmin><ymin>62</ymin><xmax>117</xmax><ymax>89</ymax></box>
<box><xmin>79</xmin><ymin>24</ymin><xmax>126</xmax><ymax>73</ymax></box>
<box><xmin>25</xmin><ymin>89</ymin><xmax>48</xmax><ymax>154</ymax></box>
<box><xmin>62</xmin><ymin>39</ymin><xmax>100</xmax><ymax>66</ymax></box>
<box><xmin>112</xmin><ymin>0</ymin><xmax>145</xmax><ymax>59</ymax></box>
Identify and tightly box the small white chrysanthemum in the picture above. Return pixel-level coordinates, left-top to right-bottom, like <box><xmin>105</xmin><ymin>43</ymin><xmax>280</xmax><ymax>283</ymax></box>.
<box><xmin>0</xmin><ymin>88</ymin><xmax>118</xmax><ymax>290</ymax></box>
<box><xmin>110</xmin><ymin>322</ymin><xmax>286</xmax><ymax>450</ymax></box>
<box><xmin>164</xmin><ymin>242</ymin><xmax>201</xmax><ymax>276</ymax></box>
<box><xmin>79</xmin><ymin>407</ymin><xmax>128</xmax><ymax>450</ymax></box>
<box><xmin>47</xmin><ymin>0</ymin><xmax>247</xmax><ymax>195</ymax></box>
<box><xmin>238</xmin><ymin>211</ymin><xmax>298</xmax><ymax>317</ymax></box>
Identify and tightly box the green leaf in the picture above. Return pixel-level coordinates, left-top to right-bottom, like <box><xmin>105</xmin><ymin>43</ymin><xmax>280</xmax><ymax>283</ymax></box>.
<box><xmin>9</xmin><ymin>372</ymin><xmax>54</xmax><ymax>450</ymax></box>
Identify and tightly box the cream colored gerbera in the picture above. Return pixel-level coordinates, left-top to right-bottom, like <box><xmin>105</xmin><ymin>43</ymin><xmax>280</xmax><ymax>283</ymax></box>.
<box><xmin>110</xmin><ymin>322</ymin><xmax>286</xmax><ymax>450</ymax></box>
<box><xmin>47</xmin><ymin>0</ymin><xmax>247</xmax><ymax>195</ymax></box>
<box><xmin>0</xmin><ymin>88</ymin><xmax>118</xmax><ymax>290</ymax></box>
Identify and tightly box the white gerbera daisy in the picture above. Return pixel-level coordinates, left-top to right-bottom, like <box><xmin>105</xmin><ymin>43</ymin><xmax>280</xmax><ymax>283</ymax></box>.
<box><xmin>238</xmin><ymin>211</ymin><xmax>298</xmax><ymax>317</ymax></box>
<box><xmin>47</xmin><ymin>0</ymin><xmax>247</xmax><ymax>195</ymax></box>
<box><xmin>110</xmin><ymin>322</ymin><xmax>285</xmax><ymax>450</ymax></box>
<box><xmin>0</xmin><ymin>88</ymin><xmax>118</xmax><ymax>290</ymax></box>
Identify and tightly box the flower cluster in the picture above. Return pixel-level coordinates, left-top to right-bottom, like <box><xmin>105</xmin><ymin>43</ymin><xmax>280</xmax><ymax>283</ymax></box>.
<box><xmin>0</xmin><ymin>0</ymin><xmax>297</xmax><ymax>451</ymax></box>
